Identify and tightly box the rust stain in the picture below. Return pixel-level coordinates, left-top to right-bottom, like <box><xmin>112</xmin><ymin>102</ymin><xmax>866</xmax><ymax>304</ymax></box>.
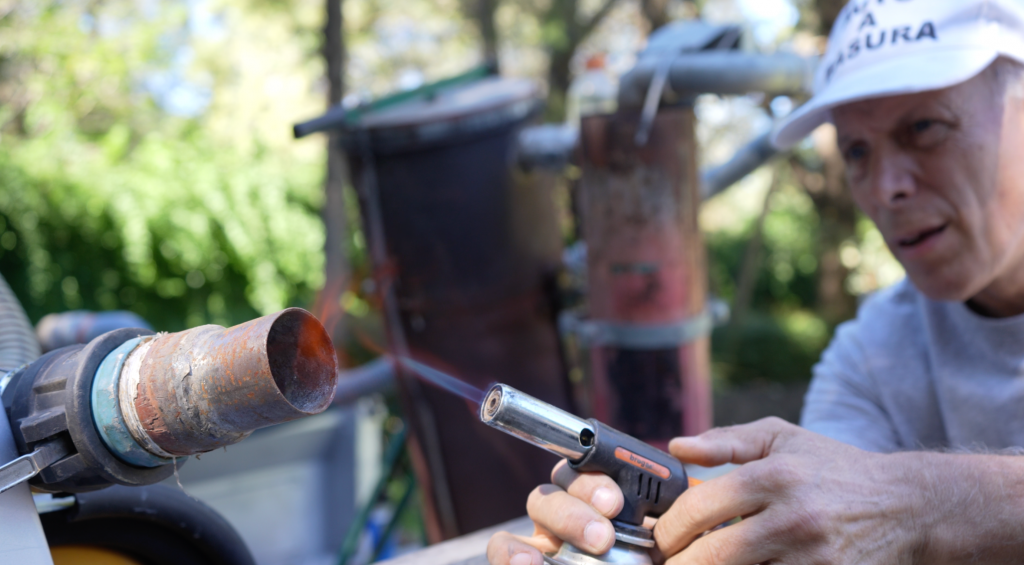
<box><xmin>133</xmin><ymin>308</ymin><xmax>338</xmax><ymax>456</ymax></box>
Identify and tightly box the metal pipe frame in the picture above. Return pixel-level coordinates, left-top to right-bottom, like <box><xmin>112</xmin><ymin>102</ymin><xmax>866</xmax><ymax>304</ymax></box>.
<box><xmin>618</xmin><ymin>52</ymin><xmax>815</xmax><ymax>108</ymax></box>
<box><xmin>701</xmin><ymin>131</ymin><xmax>779</xmax><ymax>199</ymax></box>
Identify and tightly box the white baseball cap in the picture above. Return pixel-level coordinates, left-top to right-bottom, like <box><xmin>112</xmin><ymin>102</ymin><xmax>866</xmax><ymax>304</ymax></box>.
<box><xmin>773</xmin><ymin>0</ymin><xmax>1024</xmax><ymax>148</ymax></box>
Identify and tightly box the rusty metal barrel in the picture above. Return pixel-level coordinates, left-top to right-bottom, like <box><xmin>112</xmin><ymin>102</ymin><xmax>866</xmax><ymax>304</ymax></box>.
<box><xmin>344</xmin><ymin>76</ymin><xmax>572</xmax><ymax>540</ymax></box>
<box><xmin>577</xmin><ymin>108</ymin><xmax>712</xmax><ymax>447</ymax></box>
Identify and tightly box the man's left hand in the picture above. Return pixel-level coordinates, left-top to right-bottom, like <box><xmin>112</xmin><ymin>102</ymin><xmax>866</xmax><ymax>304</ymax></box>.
<box><xmin>655</xmin><ymin>417</ymin><xmax>924</xmax><ymax>565</ymax></box>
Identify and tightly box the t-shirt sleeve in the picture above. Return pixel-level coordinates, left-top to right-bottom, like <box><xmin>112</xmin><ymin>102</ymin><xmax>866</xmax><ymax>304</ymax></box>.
<box><xmin>800</xmin><ymin>319</ymin><xmax>902</xmax><ymax>453</ymax></box>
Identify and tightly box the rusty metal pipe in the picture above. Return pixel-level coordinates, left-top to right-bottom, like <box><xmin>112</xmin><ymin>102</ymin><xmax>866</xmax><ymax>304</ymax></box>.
<box><xmin>122</xmin><ymin>308</ymin><xmax>338</xmax><ymax>457</ymax></box>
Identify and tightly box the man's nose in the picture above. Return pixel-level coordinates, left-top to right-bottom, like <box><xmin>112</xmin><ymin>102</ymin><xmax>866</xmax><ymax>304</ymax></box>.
<box><xmin>872</xmin><ymin>152</ymin><xmax>917</xmax><ymax>206</ymax></box>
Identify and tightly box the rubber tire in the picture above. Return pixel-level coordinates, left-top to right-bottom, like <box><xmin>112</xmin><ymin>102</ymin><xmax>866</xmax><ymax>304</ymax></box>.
<box><xmin>41</xmin><ymin>484</ymin><xmax>255</xmax><ymax>565</ymax></box>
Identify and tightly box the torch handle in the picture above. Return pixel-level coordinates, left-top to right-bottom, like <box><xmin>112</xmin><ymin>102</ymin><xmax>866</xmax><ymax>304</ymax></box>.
<box><xmin>569</xmin><ymin>420</ymin><xmax>689</xmax><ymax>526</ymax></box>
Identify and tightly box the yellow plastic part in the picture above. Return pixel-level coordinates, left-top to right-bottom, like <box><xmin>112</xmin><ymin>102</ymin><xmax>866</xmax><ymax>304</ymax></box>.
<box><xmin>50</xmin><ymin>546</ymin><xmax>143</xmax><ymax>565</ymax></box>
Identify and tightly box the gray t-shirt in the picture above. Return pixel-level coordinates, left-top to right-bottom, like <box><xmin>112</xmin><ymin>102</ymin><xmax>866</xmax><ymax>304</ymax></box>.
<box><xmin>801</xmin><ymin>278</ymin><xmax>1024</xmax><ymax>453</ymax></box>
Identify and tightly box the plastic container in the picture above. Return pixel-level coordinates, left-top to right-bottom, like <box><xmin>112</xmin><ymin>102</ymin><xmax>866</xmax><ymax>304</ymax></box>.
<box><xmin>566</xmin><ymin>54</ymin><xmax>618</xmax><ymax>125</ymax></box>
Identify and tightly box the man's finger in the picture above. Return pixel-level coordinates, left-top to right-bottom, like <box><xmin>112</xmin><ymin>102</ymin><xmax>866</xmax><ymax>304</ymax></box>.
<box><xmin>654</xmin><ymin>469</ymin><xmax>767</xmax><ymax>556</ymax></box>
<box><xmin>527</xmin><ymin>484</ymin><xmax>616</xmax><ymax>555</ymax></box>
<box><xmin>486</xmin><ymin>530</ymin><xmax>558</xmax><ymax>565</ymax></box>
<box><xmin>668</xmin><ymin>417</ymin><xmax>796</xmax><ymax>467</ymax></box>
<box><xmin>552</xmin><ymin>460</ymin><xmax>625</xmax><ymax>519</ymax></box>
<box><xmin>663</xmin><ymin>517</ymin><xmax>778</xmax><ymax>565</ymax></box>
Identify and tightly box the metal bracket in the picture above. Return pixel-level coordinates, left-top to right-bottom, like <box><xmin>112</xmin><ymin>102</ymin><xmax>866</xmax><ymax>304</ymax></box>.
<box><xmin>561</xmin><ymin>311</ymin><xmax>713</xmax><ymax>350</ymax></box>
<box><xmin>0</xmin><ymin>364</ymin><xmax>25</xmax><ymax>396</ymax></box>
<box><xmin>633</xmin><ymin>24</ymin><xmax>743</xmax><ymax>147</ymax></box>
<box><xmin>633</xmin><ymin>56</ymin><xmax>674</xmax><ymax>147</ymax></box>
<box><xmin>0</xmin><ymin>438</ymin><xmax>71</xmax><ymax>495</ymax></box>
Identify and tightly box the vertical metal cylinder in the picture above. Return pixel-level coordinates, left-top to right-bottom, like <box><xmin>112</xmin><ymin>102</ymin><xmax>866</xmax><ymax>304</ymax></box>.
<box><xmin>578</xmin><ymin>108</ymin><xmax>712</xmax><ymax>446</ymax></box>
<box><xmin>346</xmin><ymin>78</ymin><xmax>572</xmax><ymax>540</ymax></box>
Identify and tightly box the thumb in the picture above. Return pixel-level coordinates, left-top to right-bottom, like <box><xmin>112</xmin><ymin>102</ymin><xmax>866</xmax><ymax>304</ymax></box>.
<box><xmin>668</xmin><ymin>417</ymin><xmax>798</xmax><ymax>467</ymax></box>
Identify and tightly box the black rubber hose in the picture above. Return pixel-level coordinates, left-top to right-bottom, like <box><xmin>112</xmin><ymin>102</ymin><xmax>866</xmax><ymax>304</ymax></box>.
<box><xmin>41</xmin><ymin>484</ymin><xmax>255</xmax><ymax>565</ymax></box>
<box><xmin>0</xmin><ymin>272</ymin><xmax>40</xmax><ymax>371</ymax></box>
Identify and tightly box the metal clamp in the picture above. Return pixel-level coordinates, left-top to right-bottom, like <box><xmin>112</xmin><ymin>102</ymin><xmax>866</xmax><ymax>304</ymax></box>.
<box><xmin>0</xmin><ymin>437</ymin><xmax>71</xmax><ymax>495</ymax></box>
<box><xmin>561</xmin><ymin>311</ymin><xmax>713</xmax><ymax>350</ymax></box>
<box><xmin>633</xmin><ymin>55</ymin><xmax>674</xmax><ymax>147</ymax></box>
<box><xmin>0</xmin><ymin>364</ymin><xmax>25</xmax><ymax>396</ymax></box>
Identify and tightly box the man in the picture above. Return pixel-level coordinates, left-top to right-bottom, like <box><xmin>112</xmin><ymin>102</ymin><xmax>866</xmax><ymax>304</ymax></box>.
<box><xmin>489</xmin><ymin>1</ymin><xmax>1024</xmax><ymax>563</ymax></box>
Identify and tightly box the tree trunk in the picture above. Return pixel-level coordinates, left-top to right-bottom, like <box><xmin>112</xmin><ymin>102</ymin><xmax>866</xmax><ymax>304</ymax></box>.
<box><xmin>815</xmin><ymin>0</ymin><xmax>846</xmax><ymax>33</ymax></box>
<box><xmin>640</xmin><ymin>0</ymin><xmax>670</xmax><ymax>31</ymax></box>
<box><xmin>789</xmin><ymin>127</ymin><xmax>859</xmax><ymax>326</ymax></box>
<box><xmin>475</xmin><ymin>0</ymin><xmax>500</xmax><ymax>65</ymax></box>
<box><xmin>812</xmin><ymin>131</ymin><xmax>858</xmax><ymax>325</ymax></box>
<box><xmin>791</xmin><ymin>0</ymin><xmax>860</xmax><ymax>326</ymax></box>
<box><xmin>317</xmin><ymin>0</ymin><xmax>350</xmax><ymax>339</ymax></box>
<box><xmin>542</xmin><ymin>0</ymin><xmax>619</xmax><ymax>121</ymax></box>
<box><xmin>546</xmin><ymin>46</ymin><xmax>574</xmax><ymax>121</ymax></box>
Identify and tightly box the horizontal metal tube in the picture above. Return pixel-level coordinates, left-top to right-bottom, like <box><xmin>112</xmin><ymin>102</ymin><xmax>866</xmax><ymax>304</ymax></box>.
<box><xmin>619</xmin><ymin>52</ymin><xmax>816</xmax><ymax>108</ymax></box>
<box><xmin>124</xmin><ymin>308</ymin><xmax>338</xmax><ymax>456</ymax></box>
<box><xmin>333</xmin><ymin>356</ymin><xmax>396</xmax><ymax>406</ymax></box>
<box><xmin>293</xmin><ymin>106</ymin><xmax>348</xmax><ymax>138</ymax></box>
<box><xmin>36</xmin><ymin>310</ymin><xmax>152</xmax><ymax>353</ymax></box>
<box><xmin>702</xmin><ymin>131</ymin><xmax>779</xmax><ymax>199</ymax></box>
<box><xmin>480</xmin><ymin>384</ymin><xmax>593</xmax><ymax>461</ymax></box>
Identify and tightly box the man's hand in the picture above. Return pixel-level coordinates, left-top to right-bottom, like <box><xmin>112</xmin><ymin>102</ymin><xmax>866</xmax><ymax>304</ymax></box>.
<box><xmin>489</xmin><ymin>417</ymin><xmax>1024</xmax><ymax>564</ymax></box>
<box><xmin>490</xmin><ymin>417</ymin><xmax>1021</xmax><ymax>565</ymax></box>
<box><xmin>652</xmin><ymin>417</ymin><xmax>923</xmax><ymax>564</ymax></box>
<box><xmin>486</xmin><ymin>458</ymin><xmax>625</xmax><ymax>565</ymax></box>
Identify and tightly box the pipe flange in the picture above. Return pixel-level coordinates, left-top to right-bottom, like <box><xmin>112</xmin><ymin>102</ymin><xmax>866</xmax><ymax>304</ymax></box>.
<box><xmin>90</xmin><ymin>337</ymin><xmax>174</xmax><ymax>468</ymax></box>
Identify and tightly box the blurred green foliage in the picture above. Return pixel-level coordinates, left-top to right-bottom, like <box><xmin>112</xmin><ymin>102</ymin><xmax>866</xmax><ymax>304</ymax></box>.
<box><xmin>0</xmin><ymin>0</ymin><xmax>905</xmax><ymax>387</ymax></box>
<box><xmin>0</xmin><ymin>0</ymin><xmax>326</xmax><ymax>330</ymax></box>
<box><xmin>705</xmin><ymin>175</ymin><xmax>840</xmax><ymax>386</ymax></box>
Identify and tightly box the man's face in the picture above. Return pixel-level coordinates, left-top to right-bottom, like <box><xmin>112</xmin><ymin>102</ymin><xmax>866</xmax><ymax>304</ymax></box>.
<box><xmin>832</xmin><ymin>66</ymin><xmax>1024</xmax><ymax>310</ymax></box>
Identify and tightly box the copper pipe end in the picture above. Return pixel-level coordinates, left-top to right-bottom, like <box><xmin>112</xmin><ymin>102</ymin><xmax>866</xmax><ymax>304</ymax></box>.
<box><xmin>126</xmin><ymin>308</ymin><xmax>338</xmax><ymax>457</ymax></box>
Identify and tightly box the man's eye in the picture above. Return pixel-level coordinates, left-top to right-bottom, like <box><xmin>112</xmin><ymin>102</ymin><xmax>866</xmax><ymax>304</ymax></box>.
<box><xmin>905</xmin><ymin>118</ymin><xmax>950</xmax><ymax>148</ymax></box>
<box><xmin>913</xmin><ymin>119</ymin><xmax>934</xmax><ymax>133</ymax></box>
<box><xmin>844</xmin><ymin>143</ymin><xmax>868</xmax><ymax>162</ymax></box>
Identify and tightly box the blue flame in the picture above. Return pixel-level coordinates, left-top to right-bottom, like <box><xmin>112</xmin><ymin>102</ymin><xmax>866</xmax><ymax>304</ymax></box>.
<box><xmin>397</xmin><ymin>357</ymin><xmax>486</xmax><ymax>405</ymax></box>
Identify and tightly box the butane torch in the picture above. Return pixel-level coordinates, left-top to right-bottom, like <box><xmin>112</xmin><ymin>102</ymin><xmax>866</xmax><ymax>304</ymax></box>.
<box><xmin>480</xmin><ymin>383</ymin><xmax>695</xmax><ymax>565</ymax></box>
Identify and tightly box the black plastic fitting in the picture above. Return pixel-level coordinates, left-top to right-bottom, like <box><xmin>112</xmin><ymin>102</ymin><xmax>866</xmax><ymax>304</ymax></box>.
<box><xmin>1</xmin><ymin>327</ymin><xmax>177</xmax><ymax>493</ymax></box>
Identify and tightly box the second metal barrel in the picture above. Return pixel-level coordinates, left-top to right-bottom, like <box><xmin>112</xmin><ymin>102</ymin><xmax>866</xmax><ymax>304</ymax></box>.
<box><xmin>345</xmin><ymin>76</ymin><xmax>573</xmax><ymax>540</ymax></box>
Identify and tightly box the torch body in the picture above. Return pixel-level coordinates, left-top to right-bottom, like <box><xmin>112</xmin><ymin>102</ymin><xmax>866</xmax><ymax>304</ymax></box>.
<box><xmin>480</xmin><ymin>383</ymin><xmax>689</xmax><ymax>534</ymax></box>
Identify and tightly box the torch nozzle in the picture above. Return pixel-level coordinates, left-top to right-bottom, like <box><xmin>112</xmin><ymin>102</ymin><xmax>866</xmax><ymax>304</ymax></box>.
<box><xmin>482</xmin><ymin>386</ymin><xmax>503</xmax><ymax>420</ymax></box>
<box><xmin>480</xmin><ymin>383</ymin><xmax>594</xmax><ymax>461</ymax></box>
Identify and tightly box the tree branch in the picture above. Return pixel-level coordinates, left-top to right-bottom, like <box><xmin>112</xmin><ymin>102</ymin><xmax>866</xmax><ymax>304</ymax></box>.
<box><xmin>580</xmin><ymin>0</ymin><xmax>618</xmax><ymax>39</ymax></box>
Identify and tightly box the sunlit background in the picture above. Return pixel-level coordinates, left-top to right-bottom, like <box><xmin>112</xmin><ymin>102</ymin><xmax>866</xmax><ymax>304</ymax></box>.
<box><xmin>0</xmin><ymin>0</ymin><xmax>902</xmax><ymax>387</ymax></box>
<box><xmin>0</xmin><ymin>0</ymin><xmax>912</xmax><ymax>560</ymax></box>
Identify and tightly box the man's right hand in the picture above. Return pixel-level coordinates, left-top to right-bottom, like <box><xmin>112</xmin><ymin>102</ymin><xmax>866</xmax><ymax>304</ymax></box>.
<box><xmin>486</xmin><ymin>459</ymin><xmax>625</xmax><ymax>565</ymax></box>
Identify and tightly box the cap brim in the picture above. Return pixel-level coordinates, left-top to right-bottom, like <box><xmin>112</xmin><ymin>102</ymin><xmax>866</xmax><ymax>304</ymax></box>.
<box><xmin>771</xmin><ymin>47</ymin><xmax>999</xmax><ymax>149</ymax></box>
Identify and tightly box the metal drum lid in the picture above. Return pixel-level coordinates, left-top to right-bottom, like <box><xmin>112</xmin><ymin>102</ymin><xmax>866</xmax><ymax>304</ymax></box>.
<box><xmin>348</xmin><ymin>77</ymin><xmax>540</xmax><ymax>153</ymax></box>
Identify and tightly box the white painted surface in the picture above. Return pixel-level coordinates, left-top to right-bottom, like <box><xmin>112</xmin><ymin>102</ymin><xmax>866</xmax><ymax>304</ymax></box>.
<box><xmin>376</xmin><ymin>516</ymin><xmax>535</xmax><ymax>565</ymax></box>
<box><xmin>173</xmin><ymin>399</ymin><xmax>387</xmax><ymax>565</ymax></box>
<box><xmin>0</xmin><ymin>407</ymin><xmax>53</xmax><ymax>565</ymax></box>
